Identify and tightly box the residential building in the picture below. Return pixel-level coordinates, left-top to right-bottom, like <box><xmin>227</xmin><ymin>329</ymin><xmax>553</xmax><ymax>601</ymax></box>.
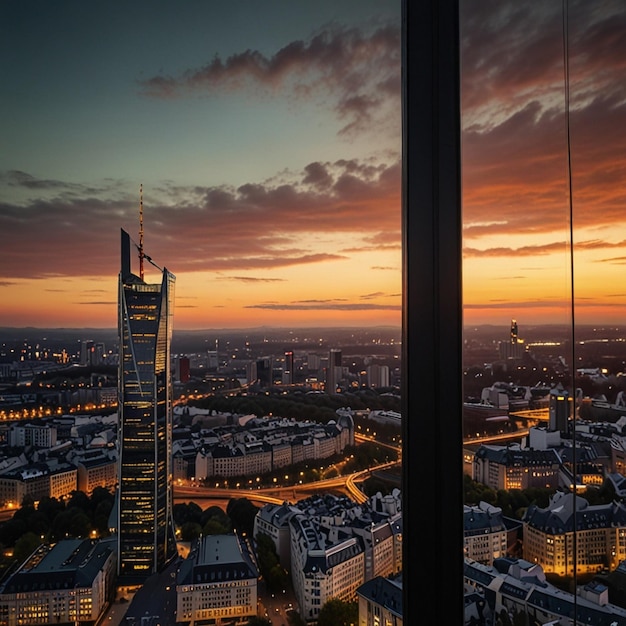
<box><xmin>464</xmin><ymin>556</ymin><xmax>626</xmax><ymax>625</ymax></box>
<box><xmin>473</xmin><ymin>444</ymin><xmax>561</xmax><ymax>490</ymax></box>
<box><xmin>255</xmin><ymin>491</ymin><xmax>402</xmax><ymax>622</ymax></box>
<box><xmin>463</xmin><ymin>501</ymin><xmax>509</xmax><ymax>565</ymax></box>
<box><xmin>0</xmin><ymin>538</ymin><xmax>116</xmax><ymax>626</ymax></box>
<box><xmin>0</xmin><ymin>461</ymin><xmax>77</xmax><ymax>506</ymax></box>
<box><xmin>523</xmin><ymin>491</ymin><xmax>626</xmax><ymax>576</ymax></box>
<box><xmin>290</xmin><ymin>512</ymin><xmax>364</xmax><ymax>622</ymax></box>
<box><xmin>356</xmin><ymin>573</ymin><xmax>402</xmax><ymax>626</ymax></box>
<box><xmin>8</xmin><ymin>422</ymin><xmax>57</xmax><ymax>449</ymax></box>
<box><xmin>366</xmin><ymin>363</ymin><xmax>390</xmax><ymax>389</ymax></box>
<box><xmin>175</xmin><ymin>534</ymin><xmax>257</xmax><ymax>626</ymax></box>
<box><xmin>76</xmin><ymin>452</ymin><xmax>117</xmax><ymax>494</ymax></box>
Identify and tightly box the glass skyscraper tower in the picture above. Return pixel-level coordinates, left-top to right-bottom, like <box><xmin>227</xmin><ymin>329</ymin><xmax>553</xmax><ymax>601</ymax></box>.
<box><xmin>117</xmin><ymin>228</ymin><xmax>176</xmax><ymax>582</ymax></box>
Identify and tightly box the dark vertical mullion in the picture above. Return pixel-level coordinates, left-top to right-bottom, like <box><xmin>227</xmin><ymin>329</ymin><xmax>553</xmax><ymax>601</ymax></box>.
<box><xmin>402</xmin><ymin>0</ymin><xmax>463</xmax><ymax>620</ymax></box>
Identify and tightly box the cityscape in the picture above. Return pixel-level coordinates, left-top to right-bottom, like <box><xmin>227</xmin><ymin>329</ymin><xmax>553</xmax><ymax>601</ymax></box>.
<box><xmin>3</xmin><ymin>1</ymin><xmax>626</xmax><ymax>625</ymax></box>
<box><xmin>6</xmin><ymin>305</ymin><xmax>626</xmax><ymax>624</ymax></box>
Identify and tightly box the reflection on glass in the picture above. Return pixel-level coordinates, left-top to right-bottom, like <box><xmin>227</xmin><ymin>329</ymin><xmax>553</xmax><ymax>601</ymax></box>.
<box><xmin>461</xmin><ymin>2</ymin><xmax>626</xmax><ymax>623</ymax></box>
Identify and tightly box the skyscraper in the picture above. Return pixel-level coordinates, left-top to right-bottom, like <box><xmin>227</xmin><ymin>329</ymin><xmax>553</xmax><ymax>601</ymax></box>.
<box><xmin>283</xmin><ymin>350</ymin><xmax>294</xmax><ymax>385</ymax></box>
<box><xmin>117</xmin><ymin>227</ymin><xmax>176</xmax><ymax>582</ymax></box>
<box><xmin>326</xmin><ymin>348</ymin><xmax>342</xmax><ymax>393</ymax></box>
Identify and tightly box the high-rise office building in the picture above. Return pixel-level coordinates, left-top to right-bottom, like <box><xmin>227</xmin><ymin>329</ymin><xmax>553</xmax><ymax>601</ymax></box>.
<box><xmin>256</xmin><ymin>356</ymin><xmax>273</xmax><ymax>387</ymax></box>
<box><xmin>283</xmin><ymin>350</ymin><xmax>294</xmax><ymax>385</ymax></box>
<box><xmin>499</xmin><ymin>318</ymin><xmax>526</xmax><ymax>360</ymax></box>
<box><xmin>176</xmin><ymin>355</ymin><xmax>190</xmax><ymax>383</ymax></box>
<box><xmin>117</xmin><ymin>227</ymin><xmax>176</xmax><ymax>582</ymax></box>
<box><xmin>326</xmin><ymin>348</ymin><xmax>342</xmax><ymax>393</ymax></box>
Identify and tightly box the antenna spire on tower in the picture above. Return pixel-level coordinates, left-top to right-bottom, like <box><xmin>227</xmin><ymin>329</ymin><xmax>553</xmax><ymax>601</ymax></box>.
<box><xmin>139</xmin><ymin>184</ymin><xmax>145</xmax><ymax>280</ymax></box>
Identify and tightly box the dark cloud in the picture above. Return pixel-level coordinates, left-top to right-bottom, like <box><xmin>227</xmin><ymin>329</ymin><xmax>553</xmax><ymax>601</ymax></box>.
<box><xmin>460</xmin><ymin>2</ymin><xmax>626</xmax><ymax>252</ymax></box>
<box><xmin>0</xmin><ymin>157</ymin><xmax>399</xmax><ymax>280</ymax></box>
<box><xmin>139</xmin><ymin>23</ymin><xmax>400</xmax><ymax>138</ymax></box>
<box><xmin>303</xmin><ymin>162</ymin><xmax>333</xmax><ymax>189</ymax></box>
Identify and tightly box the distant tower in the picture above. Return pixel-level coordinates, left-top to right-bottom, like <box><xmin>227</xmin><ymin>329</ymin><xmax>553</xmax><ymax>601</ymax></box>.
<box><xmin>283</xmin><ymin>351</ymin><xmax>294</xmax><ymax>385</ymax></box>
<box><xmin>176</xmin><ymin>356</ymin><xmax>190</xmax><ymax>383</ymax></box>
<box><xmin>549</xmin><ymin>386</ymin><xmax>571</xmax><ymax>434</ymax></box>
<box><xmin>80</xmin><ymin>340</ymin><xmax>94</xmax><ymax>366</ymax></box>
<box><xmin>256</xmin><ymin>357</ymin><xmax>273</xmax><ymax>387</ymax></box>
<box><xmin>117</xmin><ymin>190</ymin><xmax>176</xmax><ymax>583</ymax></box>
<box><xmin>326</xmin><ymin>348</ymin><xmax>342</xmax><ymax>393</ymax></box>
<box><xmin>499</xmin><ymin>319</ymin><xmax>525</xmax><ymax>361</ymax></box>
<box><xmin>367</xmin><ymin>363</ymin><xmax>390</xmax><ymax>388</ymax></box>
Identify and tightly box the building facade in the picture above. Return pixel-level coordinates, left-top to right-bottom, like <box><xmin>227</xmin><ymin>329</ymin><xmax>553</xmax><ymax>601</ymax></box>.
<box><xmin>0</xmin><ymin>538</ymin><xmax>116</xmax><ymax>626</ymax></box>
<box><xmin>464</xmin><ymin>501</ymin><xmax>509</xmax><ymax>565</ymax></box>
<box><xmin>175</xmin><ymin>534</ymin><xmax>258</xmax><ymax>626</ymax></box>
<box><xmin>325</xmin><ymin>348</ymin><xmax>342</xmax><ymax>393</ymax></box>
<box><xmin>117</xmin><ymin>228</ymin><xmax>176</xmax><ymax>582</ymax></box>
<box><xmin>523</xmin><ymin>491</ymin><xmax>626</xmax><ymax>576</ymax></box>
<box><xmin>356</xmin><ymin>574</ymin><xmax>403</xmax><ymax>626</ymax></box>
<box><xmin>473</xmin><ymin>444</ymin><xmax>561</xmax><ymax>491</ymax></box>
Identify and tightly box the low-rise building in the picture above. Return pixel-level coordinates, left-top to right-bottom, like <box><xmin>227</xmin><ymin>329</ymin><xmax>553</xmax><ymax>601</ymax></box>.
<box><xmin>254</xmin><ymin>491</ymin><xmax>402</xmax><ymax>623</ymax></box>
<box><xmin>175</xmin><ymin>533</ymin><xmax>258</xmax><ymax>626</ymax></box>
<box><xmin>76</xmin><ymin>452</ymin><xmax>117</xmax><ymax>494</ymax></box>
<box><xmin>290</xmin><ymin>513</ymin><xmax>365</xmax><ymax>622</ymax></box>
<box><xmin>464</xmin><ymin>501</ymin><xmax>509</xmax><ymax>565</ymax></box>
<box><xmin>523</xmin><ymin>491</ymin><xmax>626</xmax><ymax>575</ymax></box>
<box><xmin>0</xmin><ymin>461</ymin><xmax>77</xmax><ymax>506</ymax></box>
<box><xmin>0</xmin><ymin>538</ymin><xmax>116</xmax><ymax>626</ymax></box>
<box><xmin>356</xmin><ymin>573</ymin><xmax>402</xmax><ymax>626</ymax></box>
<box><xmin>464</xmin><ymin>556</ymin><xmax>626</xmax><ymax>625</ymax></box>
<box><xmin>8</xmin><ymin>422</ymin><xmax>57</xmax><ymax>449</ymax></box>
<box><xmin>473</xmin><ymin>444</ymin><xmax>561</xmax><ymax>490</ymax></box>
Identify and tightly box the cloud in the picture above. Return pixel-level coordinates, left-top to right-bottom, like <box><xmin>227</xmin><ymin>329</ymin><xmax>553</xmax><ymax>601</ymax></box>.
<box><xmin>464</xmin><ymin>299</ymin><xmax>626</xmax><ymax>310</ymax></box>
<box><xmin>139</xmin><ymin>23</ymin><xmax>400</xmax><ymax>138</ymax></box>
<box><xmin>246</xmin><ymin>302</ymin><xmax>401</xmax><ymax>311</ymax></box>
<box><xmin>464</xmin><ymin>239</ymin><xmax>626</xmax><ymax>258</ymax></box>
<box><xmin>0</xmin><ymin>157</ymin><xmax>400</xmax><ymax>280</ymax></box>
<box><xmin>216</xmin><ymin>276</ymin><xmax>285</xmax><ymax>283</ymax></box>
<box><xmin>460</xmin><ymin>3</ymin><xmax>626</xmax><ymax>253</ymax></box>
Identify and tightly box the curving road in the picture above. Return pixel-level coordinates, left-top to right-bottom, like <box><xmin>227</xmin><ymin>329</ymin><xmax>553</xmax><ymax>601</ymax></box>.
<box><xmin>172</xmin><ymin>461</ymin><xmax>400</xmax><ymax>507</ymax></box>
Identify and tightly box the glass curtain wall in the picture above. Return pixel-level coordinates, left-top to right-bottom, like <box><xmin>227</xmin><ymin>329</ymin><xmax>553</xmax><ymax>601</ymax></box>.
<box><xmin>460</xmin><ymin>2</ymin><xmax>626</xmax><ymax>623</ymax></box>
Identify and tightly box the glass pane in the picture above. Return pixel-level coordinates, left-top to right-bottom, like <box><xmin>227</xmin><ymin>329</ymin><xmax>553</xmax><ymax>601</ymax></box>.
<box><xmin>461</xmin><ymin>2</ymin><xmax>626</xmax><ymax>622</ymax></box>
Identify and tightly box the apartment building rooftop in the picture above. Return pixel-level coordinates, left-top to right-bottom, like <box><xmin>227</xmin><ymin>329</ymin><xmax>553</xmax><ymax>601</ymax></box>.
<box><xmin>0</xmin><ymin>538</ymin><xmax>113</xmax><ymax>593</ymax></box>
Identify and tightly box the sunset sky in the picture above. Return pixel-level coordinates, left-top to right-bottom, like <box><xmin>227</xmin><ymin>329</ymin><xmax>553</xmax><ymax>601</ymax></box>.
<box><xmin>1</xmin><ymin>1</ymin><xmax>625</xmax><ymax>331</ymax></box>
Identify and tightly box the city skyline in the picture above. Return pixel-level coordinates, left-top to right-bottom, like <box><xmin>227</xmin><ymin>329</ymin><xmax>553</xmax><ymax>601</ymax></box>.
<box><xmin>2</xmin><ymin>2</ymin><xmax>626</xmax><ymax>330</ymax></box>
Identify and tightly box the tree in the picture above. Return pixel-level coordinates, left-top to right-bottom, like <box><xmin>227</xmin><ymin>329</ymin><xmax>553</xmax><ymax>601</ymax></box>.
<box><xmin>13</xmin><ymin>532</ymin><xmax>42</xmax><ymax>564</ymax></box>
<box><xmin>180</xmin><ymin>522</ymin><xmax>203</xmax><ymax>542</ymax></box>
<box><xmin>203</xmin><ymin>517</ymin><xmax>231</xmax><ymax>536</ymax></box>
<box><xmin>227</xmin><ymin>498</ymin><xmax>259</xmax><ymax>536</ymax></box>
<box><xmin>255</xmin><ymin>533</ymin><xmax>287</xmax><ymax>593</ymax></box>
<box><xmin>316</xmin><ymin>598</ymin><xmax>358</xmax><ymax>626</ymax></box>
<box><xmin>201</xmin><ymin>505</ymin><xmax>231</xmax><ymax>534</ymax></box>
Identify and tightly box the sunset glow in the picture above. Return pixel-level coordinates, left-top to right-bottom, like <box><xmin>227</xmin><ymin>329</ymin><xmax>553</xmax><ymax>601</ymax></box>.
<box><xmin>1</xmin><ymin>2</ymin><xmax>625</xmax><ymax>330</ymax></box>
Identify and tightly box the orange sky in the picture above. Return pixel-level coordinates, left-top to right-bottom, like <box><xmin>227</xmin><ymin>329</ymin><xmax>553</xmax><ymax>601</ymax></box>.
<box><xmin>1</xmin><ymin>2</ymin><xmax>625</xmax><ymax>330</ymax></box>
